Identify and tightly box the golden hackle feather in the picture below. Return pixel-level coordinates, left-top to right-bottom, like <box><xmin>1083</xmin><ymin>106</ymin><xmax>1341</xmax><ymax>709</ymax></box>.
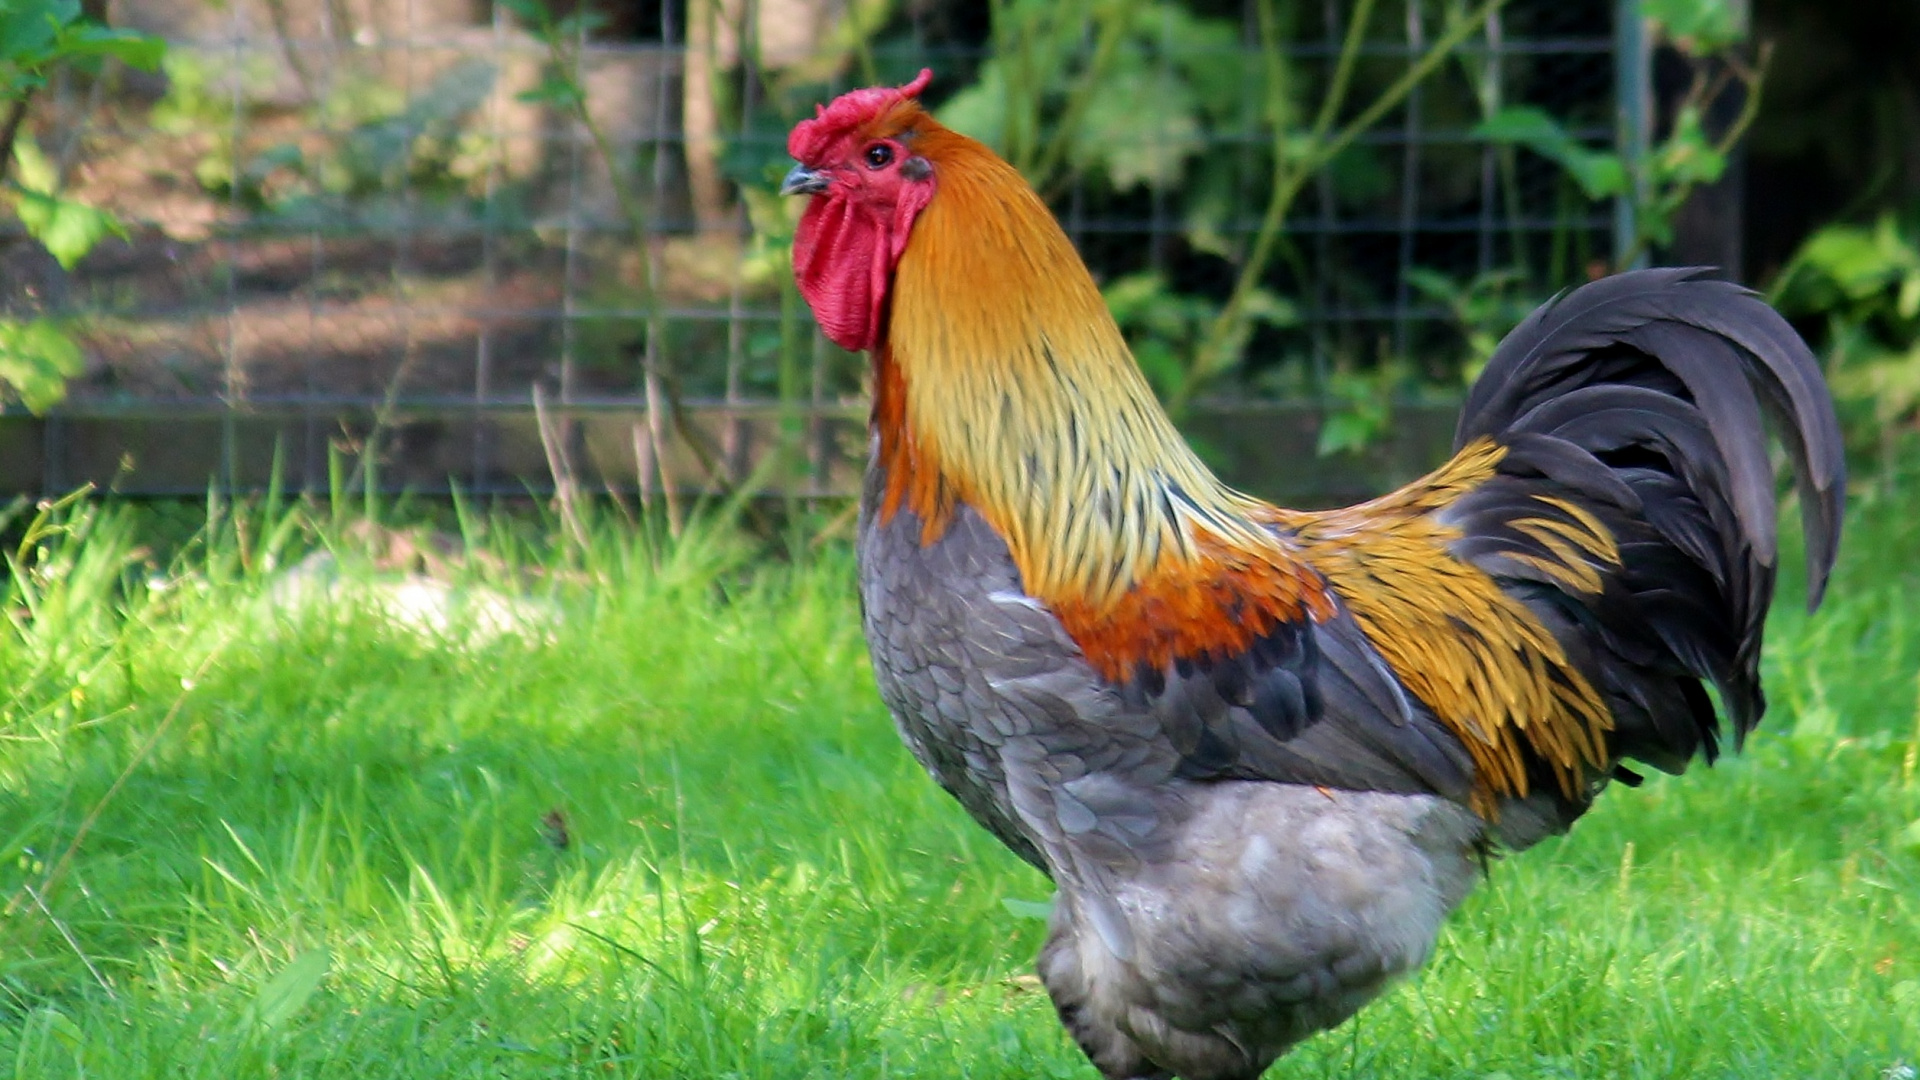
<box><xmin>1274</xmin><ymin>441</ymin><xmax>1618</xmax><ymax>811</ymax></box>
<box><xmin>873</xmin><ymin>108</ymin><xmax>1617</xmax><ymax>811</ymax></box>
<box><xmin>880</xmin><ymin>122</ymin><xmax>1281</xmax><ymax>588</ymax></box>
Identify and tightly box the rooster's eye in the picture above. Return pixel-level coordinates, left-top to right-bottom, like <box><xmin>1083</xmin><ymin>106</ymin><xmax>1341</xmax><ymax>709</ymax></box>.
<box><xmin>865</xmin><ymin>143</ymin><xmax>895</xmax><ymax>169</ymax></box>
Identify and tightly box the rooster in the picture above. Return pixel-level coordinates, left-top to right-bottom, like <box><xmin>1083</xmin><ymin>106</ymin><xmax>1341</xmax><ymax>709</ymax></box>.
<box><xmin>780</xmin><ymin>71</ymin><xmax>1844</xmax><ymax>1080</ymax></box>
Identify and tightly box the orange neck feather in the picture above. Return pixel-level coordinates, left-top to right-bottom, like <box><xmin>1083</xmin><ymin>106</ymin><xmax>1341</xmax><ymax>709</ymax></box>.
<box><xmin>870</xmin><ymin>125</ymin><xmax>1332</xmax><ymax>680</ymax></box>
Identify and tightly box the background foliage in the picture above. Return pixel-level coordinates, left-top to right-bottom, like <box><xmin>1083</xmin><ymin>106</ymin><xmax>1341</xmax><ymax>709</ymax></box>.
<box><xmin>0</xmin><ymin>0</ymin><xmax>160</xmax><ymax>411</ymax></box>
<box><xmin>0</xmin><ymin>2</ymin><xmax>1907</xmax><ymax>1075</ymax></box>
<box><xmin>0</xmin><ymin>0</ymin><xmax>1903</xmax><ymax>482</ymax></box>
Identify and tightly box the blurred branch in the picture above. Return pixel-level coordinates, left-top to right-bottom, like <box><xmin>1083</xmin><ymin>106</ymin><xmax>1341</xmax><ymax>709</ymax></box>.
<box><xmin>987</xmin><ymin>0</ymin><xmax>1036</xmax><ymax>171</ymax></box>
<box><xmin>683</xmin><ymin>0</ymin><xmax>732</xmax><ymax>232</ymax></box>
<box><xmin>1304</xmin><ymin>0</ymin><xmax>1375</xmax><ymax>149</ymax></box>
<box><xmin>1033</xmin><ymin>0</ymin><xmax>1144</xmax><ymax>198</ymax></box>
<box><xmin>510</xmin><ymin>0</ymin><xmax>736</xmax><ymax>504</ymax></box>
<box><xmin>0</xmin><ymin>92</ymin><xmax>32</xmax><ymax>189</ymax></box>
<box><xmin>341</xmin><ymin>285</ymin><xmax>426</xmax><ymax>502</ymax></box>
<box><xmin>0</xmin><ymin>3</ymin><xmax>162</xmax><ymax>414</ymax></box>
<box><xmin>534</xmin><ymin>383</ymin><xmax>592</xmax><ymax>551</ymax></box>
<box><xmin>261</xmin><ymin>0</ymin><xmax>319</xmax><ymax>103</ymax></box>
<box><xmin>1191</xmin><ymin>0</ymin><xmax>1510</xmax><ymax>391</ymax></box>
<box><xmin>1612</xmin><ymin>40</ymin><xmax>1770</xmax><ymax>272</ymax></box>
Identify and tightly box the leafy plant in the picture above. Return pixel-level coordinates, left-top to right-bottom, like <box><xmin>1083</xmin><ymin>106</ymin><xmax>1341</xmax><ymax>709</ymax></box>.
<box><xmin>938</xmin><ymin>0</ymin><xmax>1242</xmax><ymax>196</ymax></box>
<box><xmin>1103</xmin><ymin>271</ymin><xmax>1295</xmax><ymax>412</ymax></box>
<box><xmin>271</xmin><ymin>60</ymin><xmax>499</xmax><ymax>215</ymax></box>
<box><xmin>1770</xmin><ymin>210</ymin><xmax>1920</xmax><ymax>456</ymax></box>
<box><xmin>1640</xmin><ymin>0</ymin><xmax>1746</xmax><ymax>54</ymax></box>
<box><xmin>0</xmin><ymin>0</ymin><xmax>163</xmax><ymax>412</ymax></box>
<box><xmin>149</xmin><ymin>49</ymin><xmax>243</xmax><ymax>193</ymax></box>
<box><xmin>938</xmin><ymin>0</ymin><xmax>1508</xmax><ymax>406</ymax></box>
<box><xmin>0</xmin><ymin>311</ymin><xmax>78</xmax><ymax>413</ymax></box>
<box><xmin>1475</xmin><ymin>102</ymin><xmax>1744</xmax><ymax>268</ymax></box>
<box><xmin>11</xmin><ymin>137</ymin><xmax>117</xmax><ymax>272</ymax></box>
<box><xmin>1471</xmin><ymin>0</ymin><xmax>1761</xmax><ymax>269</ymax></box>
<box><xmin>502</xmin><ymin>0</ymin><xmax>747</xmax><ymax>530</ymax></box>
<box><xmin>1192</xmin><ymin>0</ymin><xmax>1510</xmax><ymax>387</ymax></box>
<box><xmin>157</xmin><ymin>49</ymin><xmax>500</xmax><ymax>218</ymax></box>
<box><xmin>1315</xmin><ymin>364</ymin><xmax>1404</xmax><ymax>458</ymax></box>
<box><xmin>0</xmin><ymin>0</ymin><xmax>160</xmax><ymax>103</ymax></box>
<box><xmin>1295</xmin><ymin>267</ymin><xmax>1541</xmax><ymax>459</ymax></box>
<box><xmin>1404</xmin><ymin>266</ymin><xmax>1543</xmax><ymax>384</ymax></box>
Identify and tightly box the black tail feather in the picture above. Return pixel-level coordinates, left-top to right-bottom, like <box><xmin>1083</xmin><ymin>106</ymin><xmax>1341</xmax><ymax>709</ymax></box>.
<box><xmin>1449</xmin><ymin>267</ymin><xmax>1845</xmax><ymax>782</ymax></box>
<box><xmin>1458</xmin><ymin>267</ymin><xmax>1844</xmax><ymax>607</ymax></box>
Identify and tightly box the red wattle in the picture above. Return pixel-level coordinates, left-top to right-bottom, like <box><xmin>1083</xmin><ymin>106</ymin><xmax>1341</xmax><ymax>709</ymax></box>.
<box><xmin>793</xmin><ymin>177</ymin><xmax>934</xmax><ymax>353</ymax></box>
<box><xmin>794</xmin><ymin>196</ymin><xmax>878</xmax><ymax>352</ymax></box>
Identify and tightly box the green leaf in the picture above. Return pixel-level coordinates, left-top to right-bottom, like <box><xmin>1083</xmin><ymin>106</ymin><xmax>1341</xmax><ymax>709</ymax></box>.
<box><xmin>1654</xmin><ymin>108</ymin><xmax>1728</xmax><ymax>187</ymax></box>
<box><xmin>0</xmin><ymin>1</ymin><xmax>159</xmax><ymax>80</ymax></box>
<box><xmin>59</xmin><ymin>25</ymin><xmax>166</xmax><ymax>71</ymax></box>
<box><xmin>13</xmin><ymin>189</ymin><xmax>125</xmax><ymax>269</ymax></box>
<box><xmin>934</xmin><ymin>61</ymin><xmax>1008</xmax><ymax>150</ymax></box>
<box><xmin>193</xmin><ymin>150</ymin><xmax>234</xmax><ymax>194</ymax></box>
<box><xmin>497</xmin><ymin>0</ymin><xmax>554</xmax><ymax>28</ymax></box>
<box><xmin>1316</xmin><ymin>411</ymin><xmax>1377</xmax><ymax>457</ymax></box>
<box><xmin>11</xmin><ymin>137</ymin><xmax>55</xmax><ymax>194</ymax></box>
<box><xmin>1316</xmin><ymin>370</ymin><xmax>1394</xmax><ymax>457</ymax></box>
<box><xmin>1555</xmin><ymin>150</ymin><xmax>1626</xmax><ymax>202</ymax></box>
<box><xmin>1472</xmin><ymin>105</ymin><xmax>1570</xmax><ymax>146</ymax></box>
<box><xmin>515</xmin><ymin>74</ymin><xmax>583</xmax><ymax>110</ymax></box>
<box><xmin>5</xmin><ymin>136</ymin><xmax>128</xmax><ymax>267</ymax></box>
<box><xmin>1403</xmin><ymin>266</ymin><xmax>1464</xmax><ymax>305</ymax></box>
<box><xmin>0</xmin><ymin>318</ymin><xmax>82</xmax><ymax>413</ymax></box>
<box><xmin>1798</xmin><ymin>225</ymin><xmax>1906</xmax><ymax>300</ymax></box>
<box><xmin>248</xmin><ymin>947</ymin><xmax>331</xmax><ymax>1031</ymax></box>
<box><xmin>1101</xmin><ymin>271</ymin><xmax>1172</xmax><ymax>325</ymax></box>
<box><xmin>0</xmin><ymin>3</ymin><xmax>63</xmax><ymax>65</ymax></box>
<box><xmin>1900</xmin><ymin>275</ymin><xmax>1920</xmax><ymax>321</ymax></box>
<box><xmin>1643</xmin><ymin>0</ymin><xmax>1744</xmax><ymax>53</ymax></box>
<box><xmin>1149</xmin><ymin>5</ymin><xmax>1244</xmax><ymax>123</ymax></box>
<box><xmin>1473</xmin><ymin>106</ymin><xmax>1627</xmax><ymax>200</ymax></box>
<box><xmin>1240</xmin><ymin>287</ymin><xmax>1298</xmax><ymax>329</ymax></box>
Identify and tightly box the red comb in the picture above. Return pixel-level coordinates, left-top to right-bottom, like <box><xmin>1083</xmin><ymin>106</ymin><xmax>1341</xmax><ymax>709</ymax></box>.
<box><xmin>788</xmin><ymin>69</ymin><xmax>934</xmax><ymax>164</ymax></box>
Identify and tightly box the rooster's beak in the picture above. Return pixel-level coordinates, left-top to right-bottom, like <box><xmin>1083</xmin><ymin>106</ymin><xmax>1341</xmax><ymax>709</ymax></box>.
<box><xmin>780</xmin><ymin>164</ymin><xmax>830</xmax><ymax>196</ymax></box>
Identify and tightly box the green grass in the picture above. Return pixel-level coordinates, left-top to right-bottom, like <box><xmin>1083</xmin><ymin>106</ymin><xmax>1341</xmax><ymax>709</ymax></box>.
<box><xmin>0</xmin><ymin>477</ymin><xmax>1914</xmax><ymax>1079</ymax></box>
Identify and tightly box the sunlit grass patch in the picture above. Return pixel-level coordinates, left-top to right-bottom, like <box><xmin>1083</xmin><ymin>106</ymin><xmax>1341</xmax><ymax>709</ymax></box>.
<box><xmin>0</xmin><ymin>478</ymin><xmax>1913</xmax><ymax>1077</ymax></box>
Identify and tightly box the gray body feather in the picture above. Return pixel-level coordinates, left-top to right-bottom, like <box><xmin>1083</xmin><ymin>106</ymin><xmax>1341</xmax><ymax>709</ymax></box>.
<box><xmin>860</xmin><ymin>486</ymin><xmax>1485</xmax><ymax>1079</ymax></box>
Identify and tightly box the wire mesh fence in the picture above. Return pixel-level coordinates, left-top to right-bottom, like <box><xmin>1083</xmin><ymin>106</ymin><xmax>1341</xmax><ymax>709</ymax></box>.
<box><xmin>1</xmin><ymin>0</ymin><xmax>1631</xmax><ymax>498</ymax></box>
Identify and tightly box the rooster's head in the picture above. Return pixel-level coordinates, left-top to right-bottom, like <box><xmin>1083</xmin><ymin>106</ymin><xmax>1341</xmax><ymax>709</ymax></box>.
<box><xmin>781</xmin><ymin>69</ymin><xmax>939</xmax><ymax>353</ymax></box>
